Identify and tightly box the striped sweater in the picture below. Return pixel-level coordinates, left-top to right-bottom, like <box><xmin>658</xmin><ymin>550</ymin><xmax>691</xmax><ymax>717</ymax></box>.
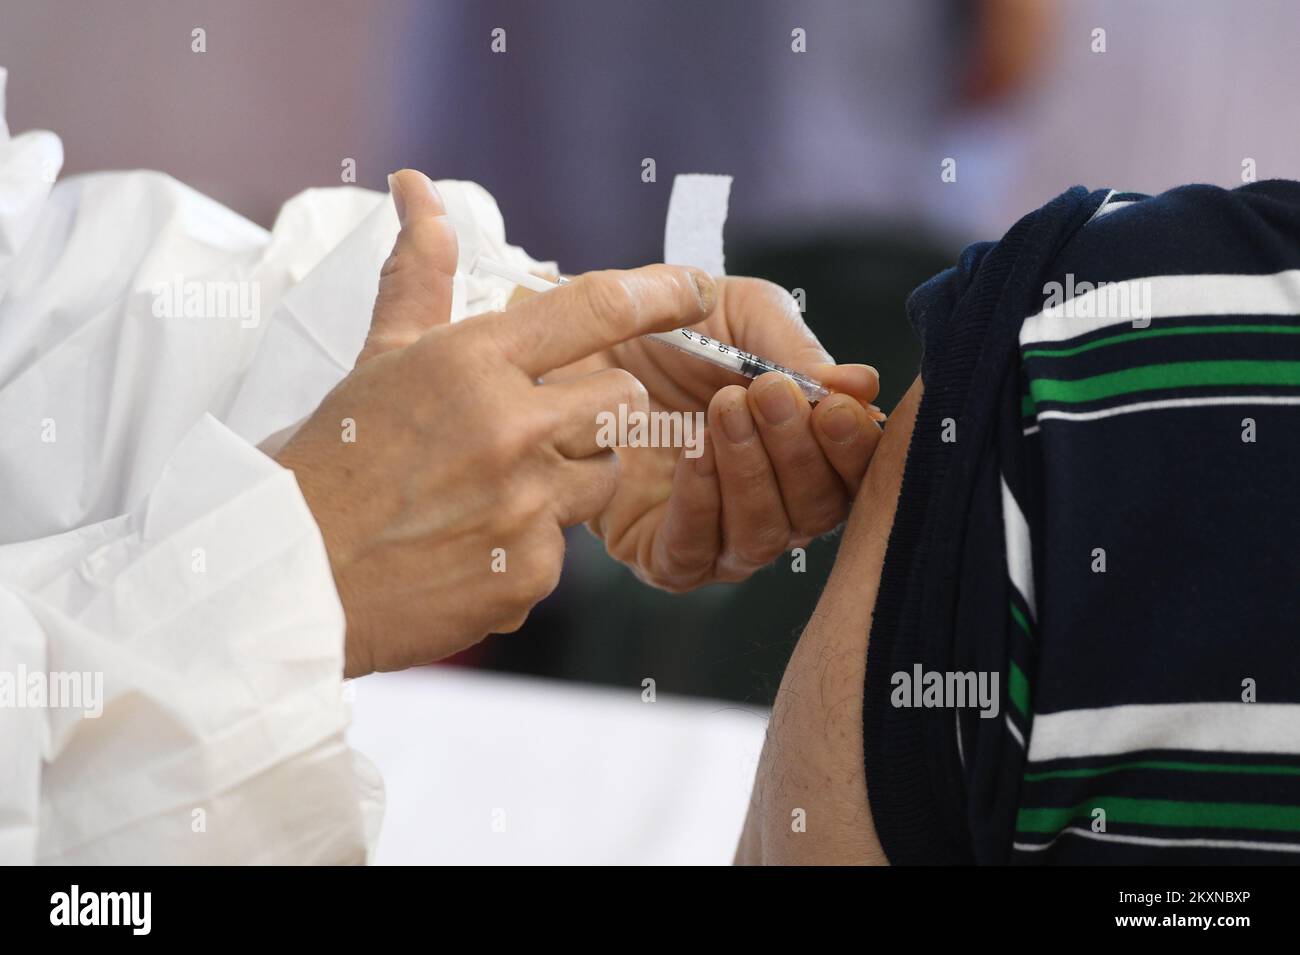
<box><xmin>864</xmin><ymin>182</ymin><xmax>1300</xmax><ymax>864</ymax></box>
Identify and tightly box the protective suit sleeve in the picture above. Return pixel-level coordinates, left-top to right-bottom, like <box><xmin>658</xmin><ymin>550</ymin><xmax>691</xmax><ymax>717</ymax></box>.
<box><xmin>0</xmin><ymin>413</ymin><xmax>380</xmax><ymax>864</ymax></box>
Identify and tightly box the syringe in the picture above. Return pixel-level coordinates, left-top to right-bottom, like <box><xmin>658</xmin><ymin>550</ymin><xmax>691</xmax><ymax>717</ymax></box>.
<box><xmin>474</xmin><ymin>256</ymin><xmax>831</xmax><ymax>402</ymax></box>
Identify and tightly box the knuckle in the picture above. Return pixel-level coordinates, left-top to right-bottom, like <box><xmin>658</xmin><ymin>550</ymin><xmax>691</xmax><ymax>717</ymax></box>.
<box><xmin>519</xmin><ymin>535</ymin><xmax>565</xmax><ymax>602</ymax></box>
<box><xmin>587</xmin><ymin>454</ymin><xmax>622</xmax><ymax>509</ymax></box>
<box><xmin>481</xmin><ymin>432</ymin><xmax>519</xmax><ymax>471</ymax></box>
<box><xmin>378</xmin><ymin>246</ymin><xmax>412</xmax><ymax>281</ymax></box>
<box><xmin>513</xmin><ymin>487</ymin><xmax>553</xmax><ymax>526</ymax></box>
<box><xmin>485</xmin><ymin>488</ymin><xmax>544</xmax><ymax>539</ymax></box>
<box><xmin>483</xmin><ymin>421</ymin><xmax>540</xmax><ymax>470</ymax></box>
<box><xmin>727</xmin><ymin>276</ymin><xmax>800</xmax><ymax>322</ymax></box>
<box><xmin>730</xmin><ymin>523</ymin><xmax>790</xmax><ymax>567</ymax></box>
<box><xmin>607</xmin><ymin>368</ymin><xmax>648</xmax><ymax>410</ymax></box>
<box><xmin>379</xmin><ymin>250</ymin><xmax>439</xmax><ymax>302</ymax></box>
<box><xmin>753</xmin><ymin>277</ymin><xmax>799</xmax><ymax>311</ymax></box>
<box><xmin>779</xmin><ymin>440</ymin><xmax>824</xmax><ymax>475</ymax></box>
<box><xmin>729</xmin><ymin>451</ymin><xmax>773</xmax><ymax>484</ymax></box>
<box><xmin>580</xmin><ymin>271</ymin><xmax>638</xmax><ymax>332</ymax></box>
<box><xmin>414</xmin><ymin>321</ymin><xmax>476</xmax><ymax>374</ymax></box>
<box><xmin>532</xmin><ymin>560</ymin><xmax>564</xmax><ymax>604</ymax></box>
<box><xmin>793</xmin><ymin>499</ymin><xmax>847</xmax><ymax>538</ymax></box>
<box><xmin>650</xmin><ymin>567</ymin><xmax>713</xmax><ymax>594</ymax></box>
<box><xmin>493</xmin><ymin>608</ymin><xmax>531</xmax><ymax>634</ymax></box>
<box><xmin>662</xmin><ymin>539</ymin><xmax>715</xmax><ymax>577</ymax></box>
<box><xmin>433</xmin><ymin>320</ymin><xmax>475</xmax><ymax>353</ymax></box>
<box><xmin>491</xmin><ymin>533</ymin><xmax>563</xmax><ymax>632</ymax></box>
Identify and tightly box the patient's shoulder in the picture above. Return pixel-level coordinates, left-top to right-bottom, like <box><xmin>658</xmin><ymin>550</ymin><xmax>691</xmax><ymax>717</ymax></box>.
<box><xmin>737</xmin><ymin>377</ymin><xmax>922</xmax><ymax>865</ymax></box>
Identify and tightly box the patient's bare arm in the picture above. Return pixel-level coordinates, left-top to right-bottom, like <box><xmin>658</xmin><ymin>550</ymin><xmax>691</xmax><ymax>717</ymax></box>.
<box><xmin>735</xmin><ymin>376</ymin><xmax>922</xmax><ymax>865</ymax></box>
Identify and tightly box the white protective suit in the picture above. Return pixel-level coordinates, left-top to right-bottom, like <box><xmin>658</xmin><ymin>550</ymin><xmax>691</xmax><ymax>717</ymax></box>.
<box><xmin>0</xmin><ymin>67</ymin><xmax>549</xmax><ymax>864</ymax></box>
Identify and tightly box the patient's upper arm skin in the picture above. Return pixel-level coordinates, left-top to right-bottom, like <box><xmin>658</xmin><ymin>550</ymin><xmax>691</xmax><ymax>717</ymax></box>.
<box><xmin>735</xmin><ymin>376</ymin><xmax>922</xmax><ymax>865</ymax></box>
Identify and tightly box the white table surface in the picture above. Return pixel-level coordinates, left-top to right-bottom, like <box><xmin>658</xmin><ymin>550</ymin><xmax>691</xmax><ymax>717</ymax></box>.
<box><xmin>348</xmin><ymin>666</ymin><xmax>769</xmax><ymax>865</ymax></box>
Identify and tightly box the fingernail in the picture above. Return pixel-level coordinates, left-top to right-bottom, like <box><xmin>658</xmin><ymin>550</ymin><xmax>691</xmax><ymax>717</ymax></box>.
<box><xmin>387</xmin><ymin>173</ymin><xmax>406</xmax><ymax>225</ymax></box>
<box><xmin>418</xmin><ymin>170</ymin><xmax>443</xmax><ymax>207</ymax></box>
<box><xmin>853</xmin><ymin>364</ymin><xmax>882</xmax><ymax>389</ymax></box>
<box><xmin>822</xmin><ymin>402</ymin><xmax>863</xmax><ymax>444</ymax></box>
<box><xmin>688</xmin><ymin>270</ymin><xmax>717</xmax><ymax>314</ymax></box>
<box><xmin>720</xmin><ymin>398</ymin><xmax>755</xmax><ymax>443</ymax></box>
<box><xmin>693</xmin><ymin>431</ymin><xmax>716</xmax><ymax>476</ymax></box>
<box><xmin>825</xmin><ymin>363</ymin><xmax>880</xmax><ymax>394</ymax></box>
<box><xmin>388</xmin><ymin>170</ymin><xmax>442</xmax><ymax>227</ymax></box>
<box><xmin>753</xmin><ymin>375</ymin><xmax>797</xmax><ymax>425</ymax></box>
<box><xmin>867</xmin><ymin>404</ymin><xmax>888</xmax><ymax>422</ymax></box>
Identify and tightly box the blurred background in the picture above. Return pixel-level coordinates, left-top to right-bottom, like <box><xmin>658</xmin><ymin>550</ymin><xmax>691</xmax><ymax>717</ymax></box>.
<box><xmin>4</xmin><ymin>0</ymin><xmax>1299</xmax><ymax>708</ymax></box>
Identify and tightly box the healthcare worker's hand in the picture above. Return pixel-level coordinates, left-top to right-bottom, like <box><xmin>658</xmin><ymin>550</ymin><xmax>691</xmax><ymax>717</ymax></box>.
<box><xmin>548</xmin><ymin>278</ymin><xmax>885</xmax><ymax>591</ymax></box>
<box><xmin>275</xmin><ymin>170</ymin><xmax>717</xmax><ymax>676</ymax></box>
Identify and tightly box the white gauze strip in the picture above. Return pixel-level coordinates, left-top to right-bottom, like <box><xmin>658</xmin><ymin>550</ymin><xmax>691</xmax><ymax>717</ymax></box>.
<box><xmin>663</xmin><ymin>173</ymin><xmax>732</xmax><ymax>277</ymax></box>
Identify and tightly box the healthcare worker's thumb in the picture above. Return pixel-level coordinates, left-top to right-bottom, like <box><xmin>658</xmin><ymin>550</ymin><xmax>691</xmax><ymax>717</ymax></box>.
<box><xmin>358</xmin><ymin>168</ymin><xmax>458</xmax><ymax>364</ymax></box>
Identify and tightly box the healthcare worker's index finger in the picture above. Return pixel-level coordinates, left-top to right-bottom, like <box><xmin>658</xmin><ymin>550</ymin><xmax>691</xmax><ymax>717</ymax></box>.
<box><xmin>481</xmin><ymin>266</ymin><xmax>717</xmax><ymax>377</ymax></box>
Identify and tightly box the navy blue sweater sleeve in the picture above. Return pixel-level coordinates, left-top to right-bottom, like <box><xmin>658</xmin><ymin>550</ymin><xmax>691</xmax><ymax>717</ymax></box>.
<box><xmin>907</xmin><ymin>241</ymin><xmax>997</xmax><ymax>370</ymax></box>
<box><xmin>865</xmin><ymin>182</ymin><xmax>1300</xmax><ymax>864</ymax></box>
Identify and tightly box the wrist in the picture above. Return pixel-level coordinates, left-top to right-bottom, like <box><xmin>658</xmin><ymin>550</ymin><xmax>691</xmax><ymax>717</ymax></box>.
<box><xmin>340</xmin><ymin>582</ymin><xmax>376</xmax><ymax>679</ymax></box>
<box><xmin>276</xmin><ymin>441</ymin><xmax>375</xmax><ymax>679</ymax></box>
